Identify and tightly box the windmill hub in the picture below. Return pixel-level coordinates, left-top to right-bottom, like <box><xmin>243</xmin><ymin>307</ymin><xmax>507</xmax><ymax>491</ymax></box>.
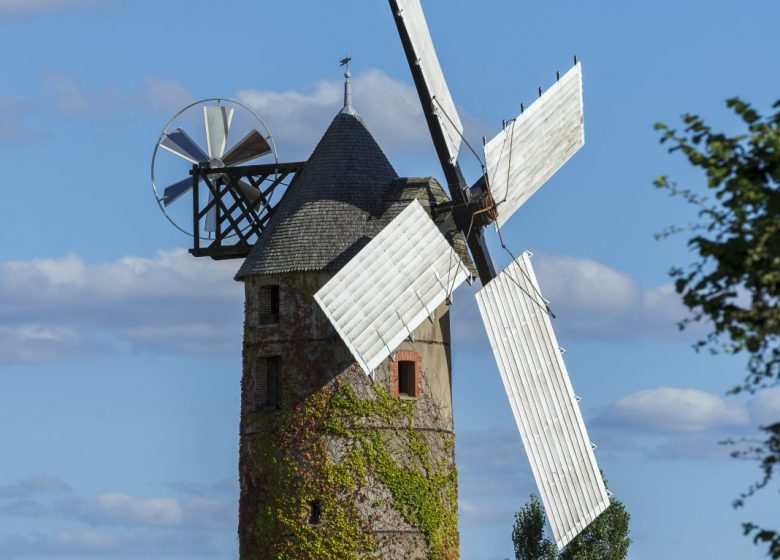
<box><xmin>206</xmin><ymin>157</ymin><xmax>225</xmax><ymax>180</ymax></box>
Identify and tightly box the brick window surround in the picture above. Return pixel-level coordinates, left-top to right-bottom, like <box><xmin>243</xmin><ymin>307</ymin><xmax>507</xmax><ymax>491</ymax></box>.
<box><xmin>389</xmin><ymin>350</ymin><xmax>422</xmax><ymax>397</ymax></box>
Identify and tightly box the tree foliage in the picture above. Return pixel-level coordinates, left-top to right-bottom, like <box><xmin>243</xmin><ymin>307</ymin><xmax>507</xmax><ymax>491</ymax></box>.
<box><xmin>654</xmin><ymin>98</ymin><xmax>780</xmax><ymax>558</ymax></box>
<box><xmin>558</xmin><ymin>496</ymin><xmax>631</xmax><ymax>560</ymax></box>
<box><xmin>653</xmin><ymin>98</ymin><xmax>780</xmax><ymax>393</ymax></box>
<box><xmin>511</xmin><ymin>494</ymin><xmax>557</xmax><ymax>560</ymax></box>
<box><xmin>510</xmin><ymin>477</ymin><xmax>630</xmax><ymax>560</ymax></box>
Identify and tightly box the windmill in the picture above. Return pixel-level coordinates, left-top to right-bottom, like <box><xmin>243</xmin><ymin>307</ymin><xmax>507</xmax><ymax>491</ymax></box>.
<box><xmin>150</xmin><ymin>1</ymin><xmax>607</xmax><ymax>557</ymax></box>
<box><xmin>151</xmin><ymin>98</ymin><xmax>305</xmax><ymax>259</ymax></box>
<box><xmin>314</xmin><ymin>0</ymin><xmax>609</xmax><ymax>550</ymax></box>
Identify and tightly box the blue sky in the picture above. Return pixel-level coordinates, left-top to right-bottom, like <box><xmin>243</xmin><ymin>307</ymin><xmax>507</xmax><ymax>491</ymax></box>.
<box><xmin>1</xmin><ymin>1</ymin><xmax>779</xmax><ymax>559</ymax></box>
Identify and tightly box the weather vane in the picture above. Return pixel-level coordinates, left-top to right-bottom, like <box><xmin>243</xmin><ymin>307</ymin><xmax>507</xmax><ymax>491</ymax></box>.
<box><xmin>340</xmin><ymin>56</ymin><xmax>354</xmax><ymax>114</ymax></box>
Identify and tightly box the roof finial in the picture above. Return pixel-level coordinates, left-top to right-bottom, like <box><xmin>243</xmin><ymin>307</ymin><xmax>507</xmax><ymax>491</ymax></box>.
<box><xmin>340</xmin><ymin>56</ymin><xmax>355</xmax><ymax>115</ymax></box>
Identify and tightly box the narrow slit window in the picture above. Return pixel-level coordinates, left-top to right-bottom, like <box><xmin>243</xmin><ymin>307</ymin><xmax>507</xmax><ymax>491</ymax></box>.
<box><xmin>253</xmin><ymin>356</ymin><xmax>280</xmax><ymax>410</ymax></box>
<box><xmin>308</xmin><ymin>500</ymin><xmax>321</xmax><ymax>525</ymax></box>
<box><xmin>266</xmin><ymin>356</ymin><xmax>280</xmax><ymax>408</ymax></box>
<box><xmin>270</xmin><ymin>286</ymin><xmax>280</xmax><ymax>321</ymax></box>
<box><xmin>257</xmin><ymin>285</ymin><xmax>280</xmax><ymax>325</ymax></box>
<box><xmin>252</xmin><ymin>359</ymin><xmax>266</xmax><ymax>411</ymax></box>
<box><xmin>398</xmin><ymin>360</ymin><xmax>416</xmax><ymax>397</ymax></box>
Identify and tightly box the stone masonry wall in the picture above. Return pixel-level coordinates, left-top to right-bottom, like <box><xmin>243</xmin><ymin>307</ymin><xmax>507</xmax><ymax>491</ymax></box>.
<box><xmin>238</xmin><ymin>272</ymin><xmax>459</xmax><ymax>560</ymax></box>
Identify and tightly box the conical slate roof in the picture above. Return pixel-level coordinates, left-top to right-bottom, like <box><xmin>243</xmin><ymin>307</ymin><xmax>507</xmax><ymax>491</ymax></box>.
<box><xmin>236</xmin><ymin>111</ymin><xmax>398</xmax><ymax>278</ymax></box>
<box><xmin>235</xmin><ymin>110</ymin><xmax>476</xmax><ymax>280</ymax></box>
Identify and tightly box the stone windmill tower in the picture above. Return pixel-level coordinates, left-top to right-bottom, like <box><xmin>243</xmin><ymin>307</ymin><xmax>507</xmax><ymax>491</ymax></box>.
<box><xmin>151</xmin><ymin>4</ymin><xmax>610</xmax><ymax>559</ymax></box>
<box><xmin>234</xmin><ymin>66</ymin><xmax>474</xmax><ymax>559</ymax></box>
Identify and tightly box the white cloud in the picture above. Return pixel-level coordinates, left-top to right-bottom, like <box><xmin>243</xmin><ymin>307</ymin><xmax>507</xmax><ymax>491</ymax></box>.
<box><xmin>68</xmin><ymin>492</ymin><xmax>236</xmax><ymax>531</ymax></box>
<box><xmin>599</xmin><ymin>387</ymin><xmax>749</xmax><ymax>433</ymax></box>
<box><xmin>591</xmin><ymin>386</ymin><xmax>780</xmax><ymax>461</ymax></box>
<box><xmin>20</xmin><ymin>68</ymin><xmax>480</xmax><ymax>158</ymax></box>
<box><xmin>238</xmin><ymin>69</ymin><xmax>487</xmax><ymax>161</ymax></box>
<box><xmin>238</xmin><ymin>69</ymin><xmax>422</xmax><ymax>159</ymax></box>
<box><xmin>452</xmin><ymin>253</ymin><xmax>692</xmax><ymax>345</ymax></box>
<box><xmin>0</xmin><ymin>477</ymin><xmax>234</xmax><ymax>557</ymax></box>
<box><xmin>137</xmin><ymin>77</ymin><xmax>195</xmax><ymax>113</ymax></box>
<box><xmin>2</xmin><ymin>75</ymin><xmax>193</xmax><ymax>144</ymax></box>
<box><xmin>0</xmin><ymin>0</ymin><xmax>105</xmax><ymax>16</ymax></box>
<box><xmin>0</xmin><ymin>476</ymin><xmax>237</xmax><ymax>531</ymax></box>
<box><xmin>747</xmin><ymin>387</ymin><xmax>780</xmax><ymax>427</ymax></box>
<box><xmin>0</xmin><ymin>249</ymin><xmax>243</xmax><ymax>362</ymax></box>
<box><xmin>0</xmin><ymin>325</ymin><xmax>92</xmax><ymax>364</ymax></box>
<box><xmin>0</xmin><ymin>248</ymin><xmax>680</xmax><ymax>362</ymax></box>
<box><xmin>597</xmin><ymin>387</ymin><xmax>780</xmax><ymax>433</ymax></box>
<box><xmin>181</xmin><ymin>498</ymin><xmax>235</xmax><ymax>530</ymax></box>
<box><xmin>43</xmin><ymin>74</ymin><xmax>195</xmax><ymax>118</ymax></box>
<box><xmin>74</xmin><ymin>494</ymin><xmax>183</xmax><ymax>527</ymax></box>
<box><xmin>43</xmin><ymin>74</ymin><xmax>92</xmax><ymax>115</ymax></box>
<box><xmin>533</xmin><ymin>254</ymin><xmax>690</xmax><ymax>340</ymax></box>
<box><xmin>11</xmin><ymin>69</ymin><xmax>419</xmax><ymax>150</ymax></box>
<box><xmin>44</xmin><ymin>529</ymin><xmax>117</xmax><ymax>548</ymax></box>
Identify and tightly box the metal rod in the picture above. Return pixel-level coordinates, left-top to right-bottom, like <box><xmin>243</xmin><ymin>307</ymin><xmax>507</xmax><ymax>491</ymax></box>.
<box><xmin>192</xmin><ymin>165</ymin><xmax>200</xmax><ymax>251</ymax></box>
<box><xmin>214</xmin><ymin>179</ymin><xmax>222</xmax><ymax>247</ymax></box>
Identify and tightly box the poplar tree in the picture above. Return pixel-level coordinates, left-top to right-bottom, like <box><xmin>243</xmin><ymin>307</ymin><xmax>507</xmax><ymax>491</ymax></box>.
<box><xmin>510</xmin><ymin>476</ymin><xmax>630</xmax><ymax>560</ymax></box>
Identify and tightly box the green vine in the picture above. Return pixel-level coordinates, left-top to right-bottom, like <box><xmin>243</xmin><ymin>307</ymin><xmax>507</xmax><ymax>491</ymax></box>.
<box><xmin>240</xmin><ymin>374</ymin><xmax>458</xmax><ymax>560</ymax></box>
